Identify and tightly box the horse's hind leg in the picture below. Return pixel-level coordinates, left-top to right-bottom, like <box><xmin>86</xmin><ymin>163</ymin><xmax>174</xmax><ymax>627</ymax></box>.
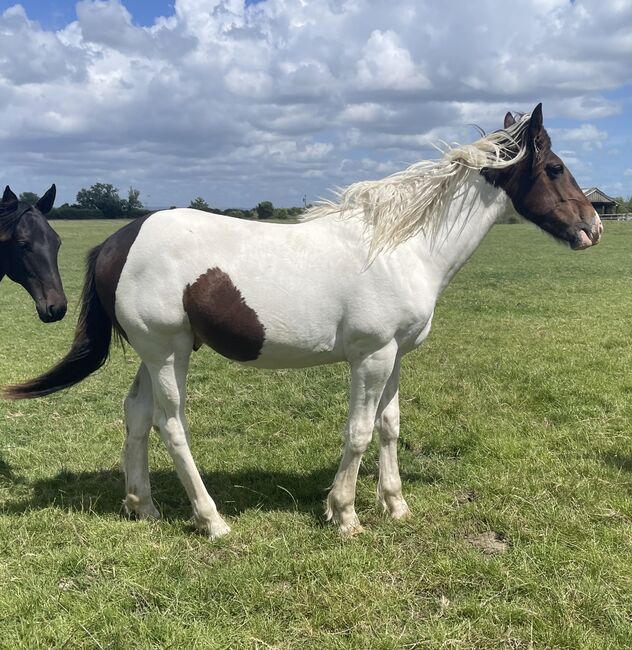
<box><xmin>123</xmin><ymin>362</ymin><xmax>160</xmax><ymax>520</ymax></box>
<box><xmin>375</xmin><ymin>357</ymin><xmax>411</xmax><ymax>520</ymax></box>
<box><xmin>141</xmin><ymin>332</ymin><xmax>230</xmax><ymax>539</ymax></box>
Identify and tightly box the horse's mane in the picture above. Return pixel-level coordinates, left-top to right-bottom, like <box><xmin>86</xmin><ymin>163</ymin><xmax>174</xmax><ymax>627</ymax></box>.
<box><xmin>305</xmin><ymin>114</ymin><xmax>533</xmax><ymax>255</ymax></box>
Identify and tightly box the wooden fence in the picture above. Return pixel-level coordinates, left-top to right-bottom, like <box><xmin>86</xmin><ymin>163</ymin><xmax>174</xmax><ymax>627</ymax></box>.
<box><xmin>601</xmin><ymin>213</ymin><xmax>632</xmax><ymax>221</ymax></box>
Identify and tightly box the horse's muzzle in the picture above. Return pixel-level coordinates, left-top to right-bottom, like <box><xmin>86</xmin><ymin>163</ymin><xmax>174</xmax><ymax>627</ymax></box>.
<box><xmin>37</xmin><ymin>293</ymin><xmax>67</xmax><ymax>323</ymax></box>
<box><xmin>570</xmin><ymin>214</ymin><xmax>602</xmax><ymax>250</ymax></box>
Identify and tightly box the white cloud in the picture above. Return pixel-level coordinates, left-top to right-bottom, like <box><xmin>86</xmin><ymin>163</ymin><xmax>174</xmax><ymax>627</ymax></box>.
<box><xmin>549</xmin><ymin>124</ymin><xmax>609</xmax><ymax>151</ymax></box>
<box><xmin>356</xmin><ymin>29</ymin><xmax>431</xmax><ymax>92</ymax></box>
<box><xmin>0</xmin><ymin>0</ymin><xmax>631</xmax><ymax>207</ymax></box>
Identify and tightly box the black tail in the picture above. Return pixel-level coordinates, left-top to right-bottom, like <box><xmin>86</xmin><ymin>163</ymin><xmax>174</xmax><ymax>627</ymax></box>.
<box><xmin>4</xmin><ymin>245</ymin><xmax>112</xmax><ymax>399</ymax></box>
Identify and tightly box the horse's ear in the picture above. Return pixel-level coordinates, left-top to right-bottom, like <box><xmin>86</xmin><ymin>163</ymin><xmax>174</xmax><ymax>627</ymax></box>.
<box><xmin>504</xmin><ymin>112</ymin><xmax>516</xmax><ymax>129</ymax></box>
<box><xmin>528</xmin><ymin>103</ymin><xmax>543</xmax><ymax>139</ymax></box>
<box><xmin>36</xmin><ymin>184</ymin><xmax>56</xmax><ymax>215</ymax></box>
<box><xmin>0</xmin><ymin>186</ymin><xmax>18</xmax><ymax>219</ymax></box>
<box><xmin>2</xmin><ymin>186</ymin><xmax>18</xmax><ymax>205</ymax></box>
<box><xmin>0</xmin><ymin>184</ymin><xmax>20</xmax><ymax>241</ymax></box>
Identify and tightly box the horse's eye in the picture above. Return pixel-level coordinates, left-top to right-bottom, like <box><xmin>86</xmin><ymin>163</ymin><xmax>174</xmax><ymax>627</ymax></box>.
<box><xmin>18</xmin><ymin>241</ymin><xmax>31</xmax><ymax>251</ymax></box>
<box><xmin>547</xmin><ymin>164</ymin><xmax>564</xmax><ymax>178</ymax></box>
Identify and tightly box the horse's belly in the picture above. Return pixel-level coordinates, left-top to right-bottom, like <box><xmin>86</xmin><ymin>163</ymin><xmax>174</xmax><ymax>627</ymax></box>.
<box><xmin>242</xmin><ymin>332</ymin><xmax>345</xmax><ymax>369</ymax></box>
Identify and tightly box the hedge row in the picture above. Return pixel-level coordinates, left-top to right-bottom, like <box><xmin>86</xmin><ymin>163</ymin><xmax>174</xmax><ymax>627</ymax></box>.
<box><xmin>49</xmin><ymin>207</ymin><xmax>153</xmax><ymax>220</ymax></box>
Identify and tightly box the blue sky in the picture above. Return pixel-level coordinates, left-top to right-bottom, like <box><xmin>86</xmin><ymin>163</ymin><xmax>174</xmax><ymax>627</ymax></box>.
<box><xmin>0</xmin><ymin>0</ymin><xmax>261</xmax><ymax>27</ymax></box>
<box><xmin>0</xmin><ymin>0</ymin><xmax>631</xmax><ymax>208</ymax></box>
<box><xmin>0</xmin><ymin>0</ymin><xmax>174</xmax><ymax>28</ymax></box>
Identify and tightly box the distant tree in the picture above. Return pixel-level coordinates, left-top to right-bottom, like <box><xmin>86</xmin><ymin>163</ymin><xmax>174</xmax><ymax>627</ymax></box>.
<box><xmin>124</xmin><ymin>186</ymin><xmax>143</xmax><ymax>212</ymax></box>
<box><xmin>19</xmin><ymin>191</ymin><xmax>40</xmax><ymax>204</ymax></box>
<box><xmin>224</xmin><ymin>208</ymin><xmax>251</xmax><ymax>219</ymax></box>
<box><xmin>274</xmin><ymin>207</ymin><xmax>289</xmax><ymax>220</ymax></box>
<box><xmin>76</xmin><ymin>183</ymin><xmax>124</xmax><ymax>218</ymax></box>
<box><xmin>189</xmin><ymin>197</ymin><xmax>210</xmax><ymax>210</ymax></box>
<box><xmin>615</xmin><ymin>195</ymin><xmax>632</xmax><ymax>214</ymax></box>
<box><xmin>256</xmin><ymin>201</ymin><xmax>274</xmax><ymax>220</ymax></box>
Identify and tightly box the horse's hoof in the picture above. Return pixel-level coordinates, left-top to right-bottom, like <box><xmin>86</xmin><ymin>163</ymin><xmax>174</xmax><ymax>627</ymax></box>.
<box><xmin>123</xmin><ymin>495</ymin><xmax>161</xmax><ymax>520</ymax></box>
<box><xmin>390</xmin><ymin>502</ymin><xmax>412</xmax><ymax>521</ymax></box>
<box><xmin>380</xmin><ymin>494</ymin><xmax>412</xmax><ymax>521</ymax></box>
<box><xmin>198</xmin><ymin>517</ymin><xmax>231</xmax><ymax>539</ymax></box>
<box><xmin>339</xmin><ymin>520</ymin><xmax>365</xmax><ymax>538</ymax></box>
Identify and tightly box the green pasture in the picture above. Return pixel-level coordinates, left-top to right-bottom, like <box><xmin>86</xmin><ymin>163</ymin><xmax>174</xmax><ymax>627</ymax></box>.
<box><xmin>1</xmin><ymin>219</ymin><xmax>632</xmax><ymax>649</ymax></box>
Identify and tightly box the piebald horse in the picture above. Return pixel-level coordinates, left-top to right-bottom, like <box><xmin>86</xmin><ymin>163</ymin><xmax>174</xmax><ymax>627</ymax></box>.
<box><xmin>0</xmin><ymin>184</ymin><xmax>66</xmax><ymax>322</ymax></box>
<box><xmin>5</xmin><ymin>105</ymin><xmax>601</xmax><ymax>537</ymax></box>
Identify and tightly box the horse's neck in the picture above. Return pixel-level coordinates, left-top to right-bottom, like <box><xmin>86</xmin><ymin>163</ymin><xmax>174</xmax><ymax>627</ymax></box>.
<box><xmin>409</xmin><ymin>171</ymin><xmax>510</xmax><ymax>294</ymax></box>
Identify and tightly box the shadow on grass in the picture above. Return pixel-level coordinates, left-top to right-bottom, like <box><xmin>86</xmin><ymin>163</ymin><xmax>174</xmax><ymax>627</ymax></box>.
<box><xmin>2</xmin><ymin>464</ymin><xmax>430</xmax><ymax>525</ymax></box>
<box><xmin>599</xmin><ymin>451</ymin><xmax>632</xmax><ymax>474</ymax></box>
<box><xmin>0</xmin><ymin>454</ymin><xmax>26</xmax><ymax>486</ymax></box>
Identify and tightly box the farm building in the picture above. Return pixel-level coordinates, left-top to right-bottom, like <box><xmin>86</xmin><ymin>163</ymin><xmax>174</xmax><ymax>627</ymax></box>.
<box><xmin>582</xmin><ymin>187</ymin><xmax>618</xmax><ymax>215</ymax></box>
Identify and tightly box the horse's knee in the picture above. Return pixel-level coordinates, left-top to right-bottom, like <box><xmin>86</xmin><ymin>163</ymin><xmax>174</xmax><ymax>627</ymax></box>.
<box><xmin>155</xmin><ymin>413</ymin><xmax>188</xmax><ymax>451</ymax></box>
<box><xmin>376</xmin><ymin>411</ymin><xmax>399</xmax><ymax>442</ymax></box>
<box><xmin>346</xmin><ymin>421</ymin><xmax>373</xmax><ymax>454</ymax></box>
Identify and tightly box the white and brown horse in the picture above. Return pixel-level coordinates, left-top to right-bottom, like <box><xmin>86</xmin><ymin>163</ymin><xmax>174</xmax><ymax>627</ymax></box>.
<box><xmin>5</xmin><ymin>105</ymin><xmax>601</xmax><ymax>536</ymax></box>
<box><xmin>0</xmin><ymin>185</ymin><xmax>66</xmax><ymax>322</ymax></box>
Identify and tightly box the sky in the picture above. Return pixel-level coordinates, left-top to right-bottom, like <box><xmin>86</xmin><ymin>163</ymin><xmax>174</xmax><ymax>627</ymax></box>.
<box><xmin>1</xmin><ymin>0</ymin><xmax>632</xmax><ymax>209</ymax></box>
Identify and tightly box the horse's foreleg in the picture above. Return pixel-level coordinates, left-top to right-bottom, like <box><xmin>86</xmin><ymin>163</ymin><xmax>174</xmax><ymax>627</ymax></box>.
<box><xmin>326</xmin><ymin>342</ymin><xmax>397</xmax><ymax>536</ymax></box>
<box><xmin>144</xmin><ymin>333</ymin><xmax>230</xmax><ymax>539</ymax></box>
<box><xmin>375</xmin><ymin>358</ymin><xmax>410</xmax><ymax>520</ymax></box>
<box><xmin>122</xmin><ymin>362</ymin><xmax>160</xmax><ymax>519</ymax></box>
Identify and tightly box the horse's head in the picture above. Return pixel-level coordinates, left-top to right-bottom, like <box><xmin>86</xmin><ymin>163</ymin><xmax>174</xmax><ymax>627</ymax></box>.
<box><xmin>0</xmin><ymin>185</ymin><xmax>67</xmax><ymax>322</ymax></box>
<box><xmin>484</xmin><ymin>104</ymin><xmax>602</xmax><ymax>250</ymax></box>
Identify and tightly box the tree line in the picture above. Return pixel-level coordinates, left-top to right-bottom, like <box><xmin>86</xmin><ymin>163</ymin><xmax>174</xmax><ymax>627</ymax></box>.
<box><xmin>613</xmin><ymin>195</ymin><xmax>632</xmax><ymax>214</ymax></box>
<box><xmin>188</xmin><ymin>197</ymin><xmax>306</xmax><ymax>220</ymax></box>
<box><xmin>19</xmin><ymin>183</ymin><xmax>307</xmax><ymax>221</ymax></box>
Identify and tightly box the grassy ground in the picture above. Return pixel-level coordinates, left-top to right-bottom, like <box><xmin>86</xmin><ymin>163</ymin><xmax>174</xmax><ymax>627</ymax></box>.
<box><xmin>1</xmin><ymin>219</ymin><xmax>632</xmax><ymax>649</ymax></box>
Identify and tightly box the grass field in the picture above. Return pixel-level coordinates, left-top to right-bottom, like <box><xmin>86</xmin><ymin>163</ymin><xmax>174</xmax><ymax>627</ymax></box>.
<box><xmin>1</xmin><ymin>219</ymin><xmax>632</xmax><ymax>649</ymax></box>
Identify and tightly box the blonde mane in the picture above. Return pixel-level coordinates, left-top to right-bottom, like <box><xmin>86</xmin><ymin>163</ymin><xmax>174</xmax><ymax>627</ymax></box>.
<box><xmin>305</xmin><ymin>115</ymin><xmax>532</xmax><ymax>255</ymax></box>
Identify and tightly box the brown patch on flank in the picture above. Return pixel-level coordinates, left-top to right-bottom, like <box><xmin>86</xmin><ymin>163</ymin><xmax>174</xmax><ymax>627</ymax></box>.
<box><xmin>183</xmin><ymin>267</ymin><xmax>265</xmax><ymax>362</ymax></box>
<box><xmin>94</xmin><ymin>214</ymin><xmax>151</xmax><ymax>339</ymax></box>
<box><xmin>465</xmin><ymin>531</ymin><xmax>509</xmax><ymax>555</ymax></box>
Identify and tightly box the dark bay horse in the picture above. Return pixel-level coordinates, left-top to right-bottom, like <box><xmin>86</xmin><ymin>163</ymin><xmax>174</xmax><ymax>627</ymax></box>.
<box><xmin>0</xmin><ymin>185</ymin><xmax>66</xmax><ymax>322</ymax></box>
<box><xmin>5</xmin><ymin>105</ymin><xmax>601</xmax><ymax>537</ymax></box>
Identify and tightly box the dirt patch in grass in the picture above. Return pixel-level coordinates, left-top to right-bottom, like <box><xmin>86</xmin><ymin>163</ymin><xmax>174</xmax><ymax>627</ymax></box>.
<box><xmin>454</xmin><ymin>489</ymin><xmax>478</xmax><ymax>506</ymax></box>
<box><xmin>465</xmin><ymin>531</ymin><xmax>509</xmax><ymax>555</ymax></box>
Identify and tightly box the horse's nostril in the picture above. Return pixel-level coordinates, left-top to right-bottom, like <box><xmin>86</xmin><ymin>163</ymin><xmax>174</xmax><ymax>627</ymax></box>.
<box><xmin>46</xmin><ymin>302</ymin><xmax>67</xmax><ymax>321</ymax></box>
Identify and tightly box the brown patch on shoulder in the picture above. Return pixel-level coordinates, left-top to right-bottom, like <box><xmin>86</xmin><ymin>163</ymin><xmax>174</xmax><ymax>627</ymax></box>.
<box><xmin>183</xmin><ymin>268</ymin><xmax>265</xmax><ymax>362</ymax></box>
<box><xmin>94</xmin><ymin>214</ymin><xmax>151</xmax><ymax>339</ymax></box>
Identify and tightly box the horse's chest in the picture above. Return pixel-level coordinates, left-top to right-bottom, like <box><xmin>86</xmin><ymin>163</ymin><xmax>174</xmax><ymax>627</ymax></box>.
<box><xmin>396</xmin><ymin>310</ymin><xmax>434</xmax><ymax>353</ymax></box>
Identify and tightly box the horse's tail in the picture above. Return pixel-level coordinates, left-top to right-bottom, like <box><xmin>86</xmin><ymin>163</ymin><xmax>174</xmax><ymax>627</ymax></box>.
<box><xmin>4</xmin><ymin>244</ymin><xmax>112</xmax><ymax>399</ymax></box>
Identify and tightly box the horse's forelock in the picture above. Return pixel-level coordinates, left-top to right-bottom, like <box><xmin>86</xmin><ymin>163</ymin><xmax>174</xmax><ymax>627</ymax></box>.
<box><xmin>0</xmin><ymin>202</ymin><xmax>36</xmax><ymax>241</ymax></box>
